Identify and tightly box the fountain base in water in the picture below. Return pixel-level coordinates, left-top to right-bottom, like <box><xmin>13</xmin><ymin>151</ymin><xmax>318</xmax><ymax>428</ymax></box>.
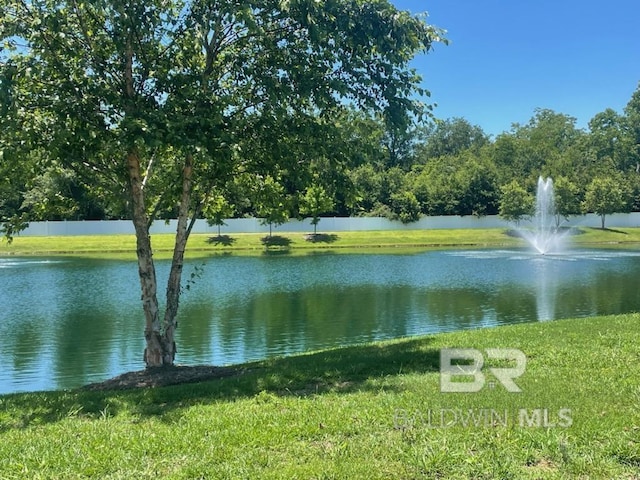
<box><xmin>519</xmin><ymin>228</ymin><xmax>566</xmax><ymax>255</ymax></box>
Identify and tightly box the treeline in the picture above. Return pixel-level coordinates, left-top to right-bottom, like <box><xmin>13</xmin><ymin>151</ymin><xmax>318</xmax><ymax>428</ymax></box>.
<box><xmin>3</xmin><ymin>84</ymin><xmax>640</xmax><ymax>230</ymax></box>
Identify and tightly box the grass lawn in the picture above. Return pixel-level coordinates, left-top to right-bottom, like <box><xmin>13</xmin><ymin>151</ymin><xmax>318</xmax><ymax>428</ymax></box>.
<box><xmin>1</xmin><ymin>314</ymin><xmax>639</xmax><ymax>479</ymax></box>
<box><xmin>3</xmin><ymin>226</ymin><xmax>640</xmax><ymax>258</ymax></box>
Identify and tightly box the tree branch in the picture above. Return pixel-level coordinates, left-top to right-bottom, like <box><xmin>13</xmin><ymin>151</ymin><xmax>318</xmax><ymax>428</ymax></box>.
<box><xmin>141</xmin><ymin>149</ymin><xmax>157</xmax><ymax>190</ymax></box>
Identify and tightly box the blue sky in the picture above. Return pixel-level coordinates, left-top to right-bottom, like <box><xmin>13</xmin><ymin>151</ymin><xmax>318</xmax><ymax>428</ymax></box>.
<box><xmin>390</xmin><ymin>0</ymin><xmax>640</xmax><ymax>137</ymax></box>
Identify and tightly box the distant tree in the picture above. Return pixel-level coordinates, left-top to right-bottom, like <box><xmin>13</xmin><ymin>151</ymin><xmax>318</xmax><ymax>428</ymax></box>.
<box><xmin>521</xmin><ymin>109</ymin><xmax>582</xmax><ymax>152</ymax></box>
<box><xmin>416</xmin><ymin>117</ymin><xmax>489</xmax><ymax>161</ymax></box>
<box><xmin>304</xmin><ymin>156</ymin><xmax>353</xmax><ymax>217</ymax></box>
<box><xmin>552</xmin><ymin>176</ymin><xmax>582</xmax><ymax>226</ymax></box>
<box><xmin>623</xmin><ymin>82</ymin><xmax>640</xmax><ymax>174</ymax></box>
<box><xmin>21</xmin><ymin>163</ymin><xmax>108</xmax><ymax>220</ymax></box>
<box><xmin>582</xmin><ymin>176</ymin><xmax>629</xmax><ymax>229</ymax></box>
<box><xmin>22</xmin><ymin>166</ymin><xmax>81</xmax><ymax>220</ymax></box>
<box><xmin>203</xmin><ymin>192</ymin><xmax>234</xmax><ymax>237</ymax></box>
<box><xmin>587</xmin><ymin>109</ymin><xmax>629</xmax><ymax>173</ymax></box>
<box><xmin>628</xmin><ymin>175</ymin><xmax>640</xmax><ymax>212</ymax></box>
<box><xmin>254</xmin><ymin>175</ymin><xmax>290</xmax><ymax>237</ymax></box>
<box><xmin>455</xmin><ymin>152</ymin><xmax>499</xmax><ymax>216</ymax></box>
<box><xmin>300</xmin><ymin>184</ymin><xmax>335</xmax><ymax>234</ymax></box>
<box><xmin>379</xmin><ymin>167</ymin><xmax>408</xmax><ymax>207</ymax></box>
<box><xmin>490</xmin><ymin>133</ymin><xmax>526</xmax><ymax>184</ymax></box>
<box><xmin>349</xmin><ymin>164</ymin><xmax>384</xmax><ymax>214</ymax></box>
<box><xmin>499</xmin><ymin>180</ymin><xmax>534</xmax><ymax>225</ymax></box>
<box><xmin>389</xmin><ymin>190</ymin><xmax>421</xmax><ymax>223</ymax></box>
<box><xmin>408</xmin><ymin>150</ymin><xmax>498</xmax><ymax>217</ymax></box>
<box><xmin>493</xmin><ymin>109</ymin><xmax>583</xmax><ymax>183</ymax></box>
<box><xmin>382</xmin><ymin>124</ymin><xmax>420</xmax><ymax>169</ymax></box>
<box><xmin>411</xmin><ymin>157</ymin><xmax>460</xmax><ymax>215</ymax></box>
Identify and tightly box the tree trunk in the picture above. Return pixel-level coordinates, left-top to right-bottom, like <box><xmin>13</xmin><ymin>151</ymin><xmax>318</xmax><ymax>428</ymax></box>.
<box><xmin>123</xmin><ymin>36</ymin><xmax>168</xmax><ymax>368</ymax></box>
<box><xmin>161</xmin><ymin>154</ymin><xmax>195</xmax><ymax>366</ymax></box>
<box><xmin>126</xmin><ymin>148</ymin><xmax>164</xmax><ymax>367</ymax></box>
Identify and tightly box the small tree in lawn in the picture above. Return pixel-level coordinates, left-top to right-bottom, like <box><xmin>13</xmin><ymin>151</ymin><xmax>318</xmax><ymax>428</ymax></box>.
<box><xmin>582</xmin><ymin>176</ymin><xmax>629</xmax><ymax>229</ymax></box>
<box><xmin>300</xmin><ymin>184</ymin><xmax>335</xmax><ymax>235</ymax></box>
<box><xmin>203</xmin><ymin>193</ymin><xmax>234</xmax><ymax>237</ymax></box>
<box><xmin>255</xmin><ymin>175</ymin><xmax>289</xmax><ymax>237</ymax></box>
<box><xmin>499</xmin><ymin>180</ymin><xmax>534</xmax><ymax>226</ymax></box>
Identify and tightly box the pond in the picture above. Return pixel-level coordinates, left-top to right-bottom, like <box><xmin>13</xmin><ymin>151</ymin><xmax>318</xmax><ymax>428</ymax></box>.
<box><xmin>1</xmin><ymin>248</ymin><xmax>640</xmax><ymax>394</ymax></box>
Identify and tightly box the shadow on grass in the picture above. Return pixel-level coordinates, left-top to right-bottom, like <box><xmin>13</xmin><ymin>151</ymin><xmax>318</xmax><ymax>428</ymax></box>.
<box><xmin>206</xmin><ymin>235</ymin><xmax>236</xmax><ymax>246</ymax></box>
<box><xmin>304</xmin><ymin>233</ymin><xmax>339</xmax><ymax>243</ymax></box>
<box><xmin>504</xmin><ymin>226</ymin><xmax>585</xmax><ymax>238</ymax></box>
<box><xmin>0</xmin><ymin>337</ymin><xmax>439</xmax><ymax>430</ymax></box>
<box><xmin>261</xmin><ymin>235</ymin><xmax>292</xmax><ymax>251</ymax></box>
<box><xmin>586</xmin><ymin>226</ymin><xmax>629</xmax><ymax>235</ymax></box>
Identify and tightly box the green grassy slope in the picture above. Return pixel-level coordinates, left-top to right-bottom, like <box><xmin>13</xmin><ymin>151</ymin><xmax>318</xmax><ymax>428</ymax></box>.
<box><xmin>1</xmin><ymin>314</ymin><xmax>639</xmax><ymax>479</ymax></box>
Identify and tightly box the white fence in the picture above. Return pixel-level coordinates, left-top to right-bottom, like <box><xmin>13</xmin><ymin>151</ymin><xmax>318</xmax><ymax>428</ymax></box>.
<box><xmin>15</xmin><ymin>213</ymin><xmax>640</xmax><ymax>237</ymax></box>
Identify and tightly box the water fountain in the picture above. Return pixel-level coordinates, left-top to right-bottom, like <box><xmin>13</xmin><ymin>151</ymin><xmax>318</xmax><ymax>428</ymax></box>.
<box><xmin>520</xmin><ymin>176</ymin><xmax>566</xmax><ymax>254</ymax></box>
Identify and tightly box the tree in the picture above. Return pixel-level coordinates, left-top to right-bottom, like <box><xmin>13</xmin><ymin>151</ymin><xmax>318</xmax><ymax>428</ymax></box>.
<box><xmin>203</xmin><ymin>192</ymin><xmax>234</xmax><ymax>237</ymax></box>
<box><xmin>389</xmin><ymin>190</ymin><xmax>421</xmax><ymax>223</ymax></box>
<box><xmin>254</xmin><ymin>174</ymin><xmax>290</xmax><ymax>237</ymax></box>
<box><xmin>300</xmin><ymin>184</ymin><xmax>335</xmax><ymax>234</ymax></box>
<box><xmin>587</xmin><ymin>109</ymin><xmax>629</xmax><ymax>172</ymax></box>
<box><xmin>21</xmin><ymin>162</ymin><xmax>108</xmax><ymax>221</ymax></box>
<box><xmin>382</xmin><ymin>123</ymin><xmax>420</xmax><ymax>169</ymax></box>
<box><xmin>582</xmin><ymin>176</ymin><xmax>629</xmax><ymax>229</ymax></box>
<box><xmin>623</xmin><ymin>82</ymin><xmax>640</xmax><ymax>173</ymax></box>
<box><xmin>499</xmin><ymin>180</ymin><xmax>534</xmax><ymax>225</ymax></box>
<box><xmin>492</xmin><ymin>109</ymin><xmax>583</xmax><ymax>183</ymax></box>
<box><xmin>416</xmin><ymin>117</ymin><xmax>489</xmax><ymax>161</ymax></box>
<box><xmin>552</xmin><ymin>175</ymin><xmax>582</xmax><ymax>226</ymax></box>
<box><xmin>3</xmin><ymin>0</ymin><xmax>442</xmax><ymax>367</ymax></box>
<box><xmin>410</xmin><ymin>157</ymin><xmax>460</xmax><ymax>215</ymax></box>
<box><xmin>0</xmin><ymin>149</ymin><xmax>35</xmax><ymax>240</ymax></box>
<box><xmin>349</xmin><ymin>164</ymin><xmax>385</xmax><ymax>214</ymax></box>
<box><xmin>454</xmin><ymin>151</ymin><xmax>499</xmax><ymax>216</ymax></box>
<box><xmin>408</xmin><ymin>150</ymin><xmax>498</xmax><ymax>217</ymax></box>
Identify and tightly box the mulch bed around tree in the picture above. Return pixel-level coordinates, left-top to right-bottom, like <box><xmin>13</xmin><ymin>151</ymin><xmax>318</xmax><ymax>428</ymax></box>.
<box><xmin>81</xmin><ymin>365</ymin><xmax>243</xmax><ymax>391</ymax></box>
